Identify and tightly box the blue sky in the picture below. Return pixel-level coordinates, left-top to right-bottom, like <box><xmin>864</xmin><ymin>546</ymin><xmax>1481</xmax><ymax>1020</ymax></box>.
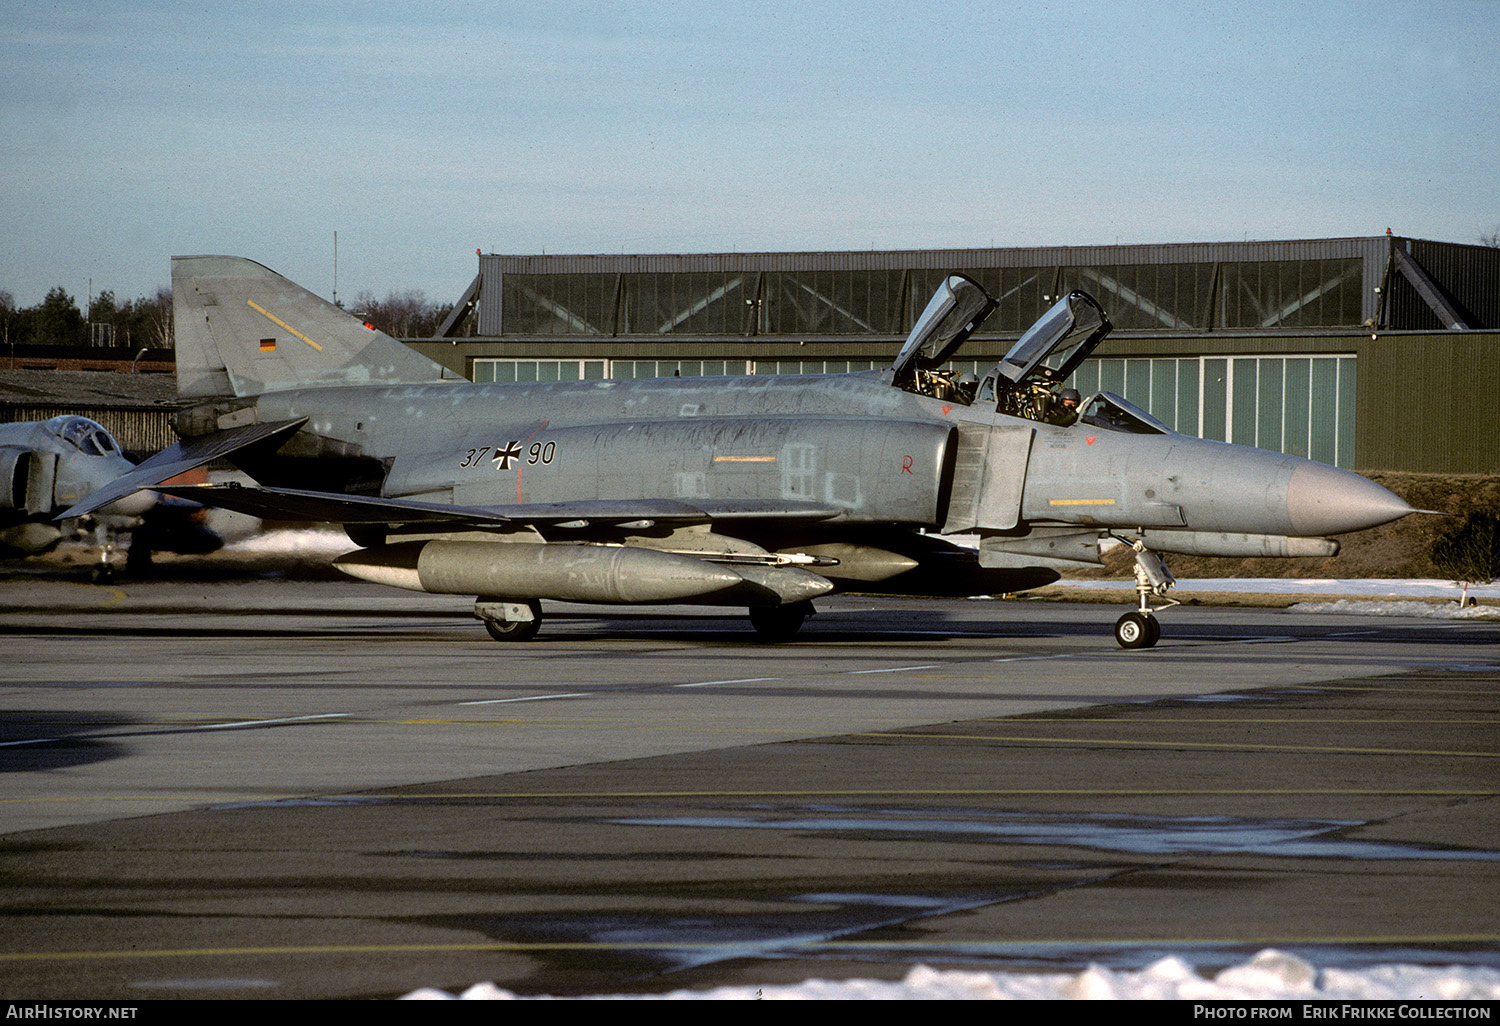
<box><xmin>2</xmin><ymin>0</ymin><xmax>1497</xmax><ymax>310</ymax></box>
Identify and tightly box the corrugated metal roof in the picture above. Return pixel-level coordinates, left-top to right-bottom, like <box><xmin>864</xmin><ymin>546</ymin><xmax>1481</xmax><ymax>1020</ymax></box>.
<box><xmin>481</xmin><ymin>237</ymin><xmax>1399</xmax><ymax>275</ymax></box>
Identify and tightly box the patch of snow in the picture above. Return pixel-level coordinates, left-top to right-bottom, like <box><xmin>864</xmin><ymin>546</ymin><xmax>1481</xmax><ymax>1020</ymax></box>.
<box><xmin>1288</xmin><ymin>598</ymin><xmax>1500</xmax><ymax>620</ymax></box>
<box><xmin>401</xmin><ymin>949</ymin><xmax>1500</xmax><ymax>1000</ymax></box>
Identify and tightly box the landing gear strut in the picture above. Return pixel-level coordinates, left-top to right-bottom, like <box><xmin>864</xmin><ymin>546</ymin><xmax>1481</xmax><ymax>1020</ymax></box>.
<box><xmin>1113</xmin><ymin>540</ymin><xmax>1177</xmax><ymax>649</ymax></box>
<box><xmin>89</xmin><ymin>521</ymin><xmax>116</xmax><ymax>584</ymax></box>
<box><xmin>476</xmin><ymin>598</ymin><xmax>542</xmax><ymax>642</ymax></box>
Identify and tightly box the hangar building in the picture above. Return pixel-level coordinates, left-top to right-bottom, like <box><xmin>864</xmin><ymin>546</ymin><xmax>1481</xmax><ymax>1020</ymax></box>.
<box><xmin>409</xmin><ymin>235</ymin><xmax>1500</xmax><ymax>474</ymax></box>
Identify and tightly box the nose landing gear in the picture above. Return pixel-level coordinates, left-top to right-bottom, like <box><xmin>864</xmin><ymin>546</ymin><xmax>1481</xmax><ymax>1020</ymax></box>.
<box><xmin>1114</xmin><ymin>539</ymin><xmax>1178</xmax><ymax>649</ymax></box>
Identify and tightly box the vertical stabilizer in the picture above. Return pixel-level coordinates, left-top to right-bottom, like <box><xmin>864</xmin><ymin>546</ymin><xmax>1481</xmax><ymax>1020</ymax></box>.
<box><xmin>173</xmin><ymin>255</ymin><xmax>462</xmax><ymax>398</ymax></box>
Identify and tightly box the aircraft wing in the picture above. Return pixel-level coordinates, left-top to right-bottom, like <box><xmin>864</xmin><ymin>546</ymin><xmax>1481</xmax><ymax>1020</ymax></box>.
<box><xmin>56</xmin><ymin>418</ymin><xmax>309</xmax><ymax>521</ymax></box>
<box><xmin>155</xmin><ymin>483</ymin><xmax>844</xmax><ymax>529</ymax></box>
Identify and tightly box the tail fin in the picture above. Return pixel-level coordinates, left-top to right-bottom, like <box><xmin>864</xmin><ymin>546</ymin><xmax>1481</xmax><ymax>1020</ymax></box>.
<box><xmin>173</xmin><ymin>255</ymin><xmax>461</xmax><ymax>398</ymax></box>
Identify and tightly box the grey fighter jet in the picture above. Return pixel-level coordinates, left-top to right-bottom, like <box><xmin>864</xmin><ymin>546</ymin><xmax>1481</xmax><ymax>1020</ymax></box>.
<box><xmin>64</xmin><ymin>257</ymin><xmax>1416</xmax><ymax>645</ymax></box>
<box><xmin>2</xmin><ymin>415</ymin><xmax>218</xmax><ymax>579</ymax></box>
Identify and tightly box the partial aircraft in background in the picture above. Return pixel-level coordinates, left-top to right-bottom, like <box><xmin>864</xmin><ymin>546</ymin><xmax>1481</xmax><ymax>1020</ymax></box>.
<box><xmin>65</xmin><ymin>257</ymin><xmax>1416</xmax><ymax>645</ymax></box>
<box><xmin>2</xmin><ymin>415</ymin><xmax>219</xmax><ymax>580</ymax></box>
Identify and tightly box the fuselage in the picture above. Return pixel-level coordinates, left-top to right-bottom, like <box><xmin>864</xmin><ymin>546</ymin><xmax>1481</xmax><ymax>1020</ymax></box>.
<box><xmin>213</xmin><ymin>369</ymin><xmax>1408</xmax><ymax>544</ymax></box>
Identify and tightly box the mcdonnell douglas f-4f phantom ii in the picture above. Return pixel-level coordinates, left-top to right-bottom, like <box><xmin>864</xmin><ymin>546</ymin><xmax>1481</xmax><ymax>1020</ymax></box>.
<box><xmin>65</xmin><ymin>256</ymin><xmax>1417</xmax><ymax>646</ymax></box>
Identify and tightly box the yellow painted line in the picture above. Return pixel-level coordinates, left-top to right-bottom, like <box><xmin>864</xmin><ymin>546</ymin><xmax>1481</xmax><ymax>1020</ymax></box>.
<box><xmin>382</xmin><ymin>789</ymin><xmax>1500</xmax><ymax>800</ymax></box>
<box><xmin>322</xmin><ymin>787</ymin><xmax>1500</xmax><ymax>799</ymax></box>
<box><xmin>859</xmin><ymin>730</ymin><xmax>1500</xmax><ymax>759</ymax></box>
<box><xmin>1282</xmin><ymin>682</ymin><xmax>1500</xmax><ymax>696</ymax></box>
<box><xmin>0</xmin><ymin>794</ymin><xmax>304</xmax><ymax>805</ymax></box>
<box><xmin>0</xmin><ymin>580</ymin><xmax>128</xmax><ymax>607</ymax></box>
<box><xmin>5</xmin><ymin>933</ymin><xmax>1499</xmax><ymax>964</ymax></box>
<box><xmin>1049</xmin><ymin>498</ymin><xmax>1115</xmax><ymax>505</ymax></box>
<box><xmin>377</xmin><ymin>718</ymin><xmax>868</xmax><ymax>727</ymax></box>
<box><xmin>247</xmin><ymin>299</ymin><xmax>322</xmax><ymax>351</ymax></box>
<box><xmin>980</xmin><ymin>717</ymin><xmax>1500</xmax><ymax>725</ymax></box>
<box><xmin>4</xmin><ymin>787</ymin><xmax>1494</xmax><ymax>807</ymax></box>
<box><xmin>713</xmin><ymin>454</ymin><xmax>776</xmax><ymax>462</ymax></box>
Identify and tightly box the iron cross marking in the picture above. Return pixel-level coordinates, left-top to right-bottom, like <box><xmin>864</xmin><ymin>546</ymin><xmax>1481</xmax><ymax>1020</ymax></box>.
<box><xmin>492</xmin><ymin>440</ymin><xmax>523</xmax><ymax>470</ymax></box>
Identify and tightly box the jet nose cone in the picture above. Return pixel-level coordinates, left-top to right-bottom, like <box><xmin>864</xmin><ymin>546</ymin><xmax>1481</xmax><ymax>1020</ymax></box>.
<box><xmin>1286</xmin><ymin>463</ymin><xmax>1413</xmax><ymax>536</ymax></box>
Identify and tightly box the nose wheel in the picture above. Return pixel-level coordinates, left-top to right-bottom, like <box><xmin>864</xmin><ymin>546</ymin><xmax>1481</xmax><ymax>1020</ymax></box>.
<box><xmin>1115</xmin><ymin>610</ymin><xmax>1161</xmax><ymax>649</ymax></box>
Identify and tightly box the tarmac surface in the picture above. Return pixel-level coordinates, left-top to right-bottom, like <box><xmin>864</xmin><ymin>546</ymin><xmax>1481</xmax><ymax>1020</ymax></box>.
<box><xmin>1</xmin><ymin>574</ymin><xmax>1497</xmax><ymax>999</ymax></box>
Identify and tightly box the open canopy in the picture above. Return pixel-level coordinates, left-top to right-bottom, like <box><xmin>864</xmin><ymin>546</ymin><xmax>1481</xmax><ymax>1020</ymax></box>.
<box><xmin>892</xmin><ymin>274</ymin><xmax>997</xmax><ymax>382</ymax></box>
<box><xmin>994</xmin><ymin>290</ymin><xmax>1112</xmax><ymax>387</ymax></box>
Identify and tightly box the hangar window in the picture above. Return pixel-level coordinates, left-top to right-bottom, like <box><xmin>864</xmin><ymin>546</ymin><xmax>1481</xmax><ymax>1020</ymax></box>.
<box><xmin>611</xmin><ymin>359</ymin><xmax>753</xmax><ymax>378</ymax></box>
<box><xmin>1068</xmin><ymin>354</ymin><xmax>1357</xmax><ymax>466</ymax></box>
<box><xmin>472</xmin><ymin>359</ymin><xmax>607</xmax><ymax>382</ymax></box>
<box><xmin>1217</xmin><ymin>259</ymin><xmax>1363</xmax><ymax>329</ymax></box>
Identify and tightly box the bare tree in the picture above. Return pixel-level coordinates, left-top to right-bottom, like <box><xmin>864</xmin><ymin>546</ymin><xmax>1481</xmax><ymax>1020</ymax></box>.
<box><xmin>350</xmin><ymin>289</ymin><xmax>447</xmax><ymax>337</ymax></box>
<box><xmin>0</xmin><ymin>289</ymin><xmax>14</xmax><ymax>353</ymax></box>
<box><xmin>143</xmin><ymin>287</ymin><xmax>172</xmax><ymax>349</ymax></box>
<box><xmin>1480</xmin><ymin>225</ymin><xmax>1500</xmax><ymax>248</ymax></box>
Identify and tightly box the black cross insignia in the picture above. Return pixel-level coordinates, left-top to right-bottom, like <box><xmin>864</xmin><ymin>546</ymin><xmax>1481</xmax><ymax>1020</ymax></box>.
<box><xmin>492</xmin><ymin>440</ymin><xmax>523</xmax><ymax>470</ymax></box>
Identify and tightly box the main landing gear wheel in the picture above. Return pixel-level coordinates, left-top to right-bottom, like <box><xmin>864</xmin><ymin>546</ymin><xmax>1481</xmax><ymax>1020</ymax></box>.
<box><xmin>748</xmin><ymin>601</ymin><xmax>813</xmax><ymax>641</ymax></box>
<box><xmin>476</xmin><ymin>598</ymin><xmax>542</xmax><ymax>642</ymax></box>
<box><xmin>1114</xmin><ymin>610</ymin><xmax>1160</xmax><ymax>649</ymax></box>
<box><xmin>483</xmin><ymin>617</ymin><xmax>541</xmax><ymax>642</ymax></box>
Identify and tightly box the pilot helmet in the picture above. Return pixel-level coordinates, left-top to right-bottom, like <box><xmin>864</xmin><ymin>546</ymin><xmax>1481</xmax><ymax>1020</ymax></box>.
<box><xmin>1058</xmin><ymin>388</ymin><xmax>1081</xmax><ymax>406</ymax></box>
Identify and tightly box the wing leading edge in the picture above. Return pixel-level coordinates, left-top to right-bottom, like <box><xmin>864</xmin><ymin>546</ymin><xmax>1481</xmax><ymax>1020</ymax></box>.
<box><xmin>56</xmin><ymin>418</ymin><xmax>309</xmax><ymax>522</ymax></box>
<box><xmin>154</xmin><ymin>482</ymin><xmax>844</xmax><ymax>530</ymax></box>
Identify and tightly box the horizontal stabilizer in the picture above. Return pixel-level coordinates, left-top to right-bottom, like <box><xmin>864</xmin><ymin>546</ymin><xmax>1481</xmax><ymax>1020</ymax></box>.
<box><xmin>56</xmin><ymin>418</ymin><xmax>307</xmax><ymax>521</ymax></box>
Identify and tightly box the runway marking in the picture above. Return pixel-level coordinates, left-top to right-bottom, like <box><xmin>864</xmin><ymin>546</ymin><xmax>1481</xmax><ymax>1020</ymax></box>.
<box><xmin>460</xmin><ymin>693</ymin><xmax>589</xmax><ymax>705</ymax></box>
<box><xmin>849</xmin><ymin>664</ymin><xmax>939</xmax><ymax>674</ymax></box>
<box><xmin>0</xmin><ymin>713</ymin><xmax>350</xmax><ymax>745</ymax></box>
<box><xmin>198</xmin><ymin>713</ymin><xmax>348</xmax><ymax>730</ymax></box>
<box><xmin>676</xmin><ymin>677</ymin><xmax>780</xmax><ymax>688</ymax></box>
<box><xmin>860</xmin><ymin>730</ymin><xmax>1500</xmax><ymax>759</ymax></box>
<box><xmin>6</xmin><ymin>932</ymin><xmax>1500</xmax><ymax>964</ymax></box>
<box><xmin>4</xmin><ymin>786</ymin><xmax>1495</xmax><ymax>807</ymax></box>
<box><xmin>336</xmin><ymin>786</ymin><xmax>1500</xmax><ymax>799</ymax></box>
<box><xmin>5</xmin><ymin>580</ymin><xmax>132</xmax><ymax>607</ymax></box>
